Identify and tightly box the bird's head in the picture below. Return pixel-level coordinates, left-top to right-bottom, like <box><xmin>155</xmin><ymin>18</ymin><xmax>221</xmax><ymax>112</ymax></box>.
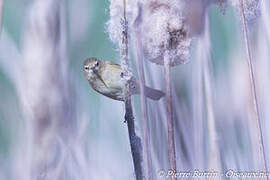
<box><xmin>83</xmin><ymin>57</ymin><xmax>101</xmax><ymax>80</ymax></box>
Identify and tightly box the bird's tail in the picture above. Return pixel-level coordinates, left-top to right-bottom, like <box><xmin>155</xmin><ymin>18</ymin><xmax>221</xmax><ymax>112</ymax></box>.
<box><xmin>144</xmin><ymin>86</ymin><xmax>165</xmax><ymax>101</ymax></box>
<box><xmin>129</xmin><ymin>80</ymin><xmax>164</xmax><ymax>101</ymax></box>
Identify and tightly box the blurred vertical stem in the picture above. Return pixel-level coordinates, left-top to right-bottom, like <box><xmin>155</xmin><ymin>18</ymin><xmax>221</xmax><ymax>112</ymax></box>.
<box><xmin>239</xmin><ymin>0</ymin><xmax>268</xmax><ymax>174</ymax></box>
<box><xmin>194</xmin><ymin>29</ymin><xmax>204</xmax><ymax>171</ymax></box>
<box><xmin>164</xmin><ymin>51</ymin><xmax>177</xmax><ymax>179</ymax></box>
<box><xmin>134</xmin><ymin>3</ymin><xmax>152</xmax><ymax>180</ymax></box>
<box><xmin>0</xmin><ymin>0</ymin><xmax>3</xmax><ymax>32</ymax></box>
<box><xmin>203</xmin><ymin>13</ymin><xmax>221</xmax><ymax>177</ymax></box>
<box><xmin>20</xmin><ymin>0</ymin><xmax>72</xmax><ymax>178</ymax></box>
<box><xmin>121</xmin><ymin>0</ymin><xmax>143</xmax><ymax>180</ymax></box>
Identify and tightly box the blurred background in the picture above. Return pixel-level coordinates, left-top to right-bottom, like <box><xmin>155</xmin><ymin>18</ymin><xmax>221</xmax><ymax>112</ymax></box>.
<box><xmin>0</xmin><ymin>0</ymin><xmax>270</xmax><ymax>179</ymax></box>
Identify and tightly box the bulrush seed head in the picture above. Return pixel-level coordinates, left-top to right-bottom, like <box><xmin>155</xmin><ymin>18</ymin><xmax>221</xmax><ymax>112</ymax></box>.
<box><xmin>141</xmin><ymin>0</ymin><xmax>192</xmax><ymax>66</ymax></box>
<box><xmin>107</xmin><ymin>0</ymin><xmax>137</xmax><ymax>45</ymax></box>
<box><xmin>230</xmin><ymin>0</ymin><xmax>261</xmax><ymax>21</ymax></box>
<box><xmin>107</xmin><ymin>0</ymin><xmax>192</xmax><ymax>67</ymax></box>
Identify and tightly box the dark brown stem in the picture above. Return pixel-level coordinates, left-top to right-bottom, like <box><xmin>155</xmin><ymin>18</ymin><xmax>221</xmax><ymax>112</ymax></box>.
<box><xmin>239</xmin><ymin>0</ymin><xmax>268</xmax><ymax>175</ymax></box>
<box><xmin>164</xmin><ymin>51</ymin><xmax>176</xmax><ymax>180</ymax></box>
<box><xmin>125</xmin><ymin>98</ymin><xmax>143</xmax><ymax>180</ymax></box>
<box><xmin>121</xmin><ymin>1</ymin><xmax>143</xmax><ymax>179</ymax></box>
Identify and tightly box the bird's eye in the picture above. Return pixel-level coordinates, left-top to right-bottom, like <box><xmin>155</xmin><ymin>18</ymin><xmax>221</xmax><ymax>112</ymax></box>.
<box><xmin>84</xmin><ymin>66</ymin><xmax>89</xmax><ymax>71</ymax></box>
<box><xmin>96</xmin><ymin>62</ymin><xmax>99</xmax><ymax>66</ymax></box>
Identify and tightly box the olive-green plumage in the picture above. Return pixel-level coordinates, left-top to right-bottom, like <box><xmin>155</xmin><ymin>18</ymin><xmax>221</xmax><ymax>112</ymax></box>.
<box><xmin>83</xmin><ymin>57</ymin><xmax>164</xmax><ymax>101</ymax></box>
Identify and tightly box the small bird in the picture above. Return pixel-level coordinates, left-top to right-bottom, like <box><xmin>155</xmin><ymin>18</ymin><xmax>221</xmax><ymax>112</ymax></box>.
<box><xmin>83</xmin><ymin>57</ymin><xmax>165</xmax><ymax>101</ymax></box>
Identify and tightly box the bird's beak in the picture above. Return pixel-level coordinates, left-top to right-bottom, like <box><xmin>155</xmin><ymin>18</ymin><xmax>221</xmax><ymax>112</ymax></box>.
<box><xmin>90</xmin><ymin>66</ymin><xmax>95</xmax><ymax>70</ymax></box>
<box><xmin>91</xmin><ymin>66</ymin><xmax>98</xmax><ymax>73</ymax></box>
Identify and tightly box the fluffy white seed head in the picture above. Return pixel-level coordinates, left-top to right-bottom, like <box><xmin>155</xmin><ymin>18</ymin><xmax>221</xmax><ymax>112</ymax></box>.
<box><xmin>107</xmin><ymin>0</ymin><xmax>138</xmax><ymax>45</ymax></box>
<box><xmin>141</xmin><ymin>0</ymin><xmax>192</xmax><ymax>66</ymax></box>
<box><xmin>230</xmin><ymin>0</ymin><xmax>261</xmax><ymax>21</ymax></box>
<box><xmin>107</xmin><ymin>0</ymin><xmax>192</xmax><ymax>67</ymax></box>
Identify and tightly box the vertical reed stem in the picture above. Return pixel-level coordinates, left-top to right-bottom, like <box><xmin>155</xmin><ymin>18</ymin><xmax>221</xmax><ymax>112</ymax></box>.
<box><xmin>134</xmin><ymin>3</ymin><xmax>152</xmax><ymax>179</ymax></box>
<box><xmin>164</xmin><ymin>51</ymin><xmax>177</xmax><ymax>180</ymax></box>
<box><xmin>239</xmin><ymin>0</ymin><xmax>268</xmax><ymax>175</ymax></box>
<box><xmin>194</xmin><ymin>32</ymin><xmax>204</xmax><ymax>171</ymax></box>
<box><xmin>0</xmin><ymin>0</ymin><xmax>4</xmax><ymax>32</ymax></box>
<box><xmin>125</xmin><ymin>100</ymin><xmax>143</xmax><ymax>180</ymax></box>
<box><xmin>201</xmin><ymin>14</ymin><xmax>221</xmax><ymax>178</ymax></box>
<box><xmin>121</xmin><ymin>1</ymin><xmax>143</xmax><ymax>179</ymax></box>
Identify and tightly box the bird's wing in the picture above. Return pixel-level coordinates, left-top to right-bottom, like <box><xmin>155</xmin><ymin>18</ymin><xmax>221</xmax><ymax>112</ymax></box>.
<box><xmin>103</xmin><ymin>61</ymin><xmax>140</xmax><ymax>94</ymax></box>
<box><xmin>104</xmin><ymin>61</ymin><xmax>121</xmax><ymax>69</ymax></box>
<box><xmin>100</xmin><ymin>61</ymin><xmax>124</xmax><ymax>90</ymax></box>
<box><xmin>95</xmin><ymin>72</ymin><xmax>108</xmax><ymax>88</ymax></box>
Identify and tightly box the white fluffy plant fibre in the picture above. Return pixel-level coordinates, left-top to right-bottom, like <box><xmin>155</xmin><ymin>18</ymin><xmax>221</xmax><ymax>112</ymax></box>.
<box><xmin>141</xmin><ymin>0</ymin><xmax>191</xmax><ymax>66</ymax></box>
<box><xmin>230</xmin><ymin>0</ymin><xmax>261</xmax><ymax>21</ymax></box>
<box><xmin>211</xmin><ymin>0</ymin><xmax>261</xmax><ymax>22</ymax></box>
<box><xmin>107</xmin><ymin>0</ymin><xmax>138</xmax><ymax>45</ymax></box>
<box><xmin>107</xmin><ymin>0</ymin><xmax>192</xmax><ymax>67</ymax></box>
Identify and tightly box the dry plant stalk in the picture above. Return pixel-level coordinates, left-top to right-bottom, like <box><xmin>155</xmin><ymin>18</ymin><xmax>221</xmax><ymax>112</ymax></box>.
<box><xmin>121</xmin><ymin>0</ymin><xmax>143</xmax><ymax>179</ymax></box>
<box><xmin>164</xmin><ymin>51</ymin><xmax>177</xmax><ymax>179</ymax></box>
<box><xmin>201</xmin><ymin>14</ymin><xmax>221</xmax><ymax>177</ymax></box>
<box><xmin>18</xmin><ymin>0</ymin><xmax>72</xmax><ymax>178</ymax></box>
<box><xmin>238</xmin><ymin>0</ymin><xmax>268</xmax><ymax>174</ymax></box>
<box><xmin>193</xmin><ymin>28</ymin><xmax>204</xmax><ymax>170</ymax></box>
<box><xmin>0</xmin><ymin>0</ymin><xmax>3</xmax><ymax>32</ymax></box>
<box><xmin>133</xmin><ymin>3</ymin><xmax>152</xmax><ymax>180</ymax></box>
